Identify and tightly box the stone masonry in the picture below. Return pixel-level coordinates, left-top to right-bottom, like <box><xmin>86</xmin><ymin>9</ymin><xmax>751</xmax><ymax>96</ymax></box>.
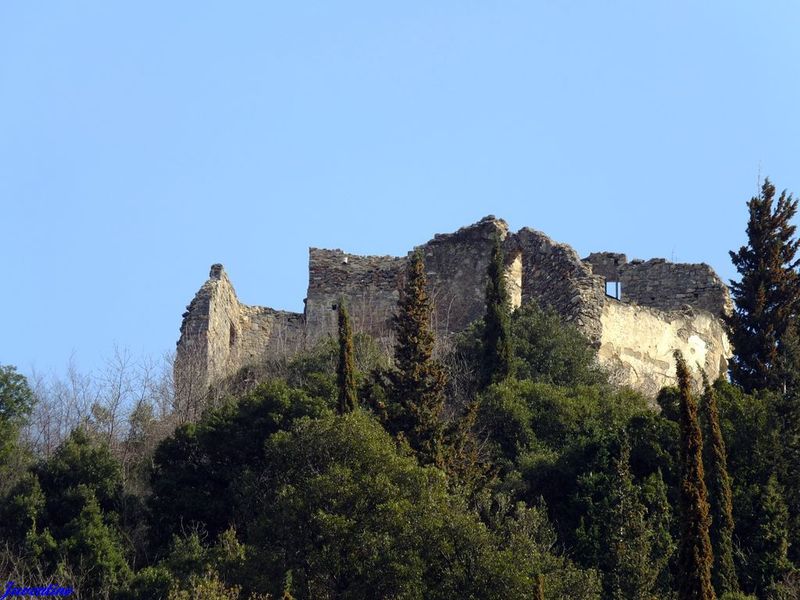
<box><xmin>584</xmin><ymin>252</ymin><xmax>734</xmax><ymax>315</ymax></box>
<box><xmin>176</xmin><ymin>216</ymin><xmax>732</xmax><ymax>397</ymax></box>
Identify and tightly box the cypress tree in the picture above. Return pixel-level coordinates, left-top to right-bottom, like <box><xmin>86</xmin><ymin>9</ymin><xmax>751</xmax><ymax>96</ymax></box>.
<box><xmin>773</xmin><ymin>376</ymin><xmax>800</xmax><ymax>563</ymax></box>
<box><xmin>480</xmin><ymin>234</ymin><xmax>513</xmax><ymax>389</ymax></box>
<box><xmin>605</xmin><ymin>437</ymin><xmax>657</xmax><ymax>600</ymax></box>
<box><xmin>752</xmin><ymin>473</ymin><xmax>792</xmax><ymax>594</ymax></box>
<box><xmin>644</xmin><ymin>469</ymin><xmax>677</xmax><ymax>597</ymax></box>
<box><xmin>336</xmin><ymin>302</ymin><xmax>358</xmax><ymax>414</ymax></box>
<box><xmin>441</xmin><ymin>397</ymin><xmax>487</xmax><ymax>495</ymax></box>
<box><xmin>389</xmin><ymin>251</ymin><xmax>447</xmax><ymax>467</ymax></box>
<box><xmin>727</xmin><ymin>178</ymin><xmax>800</xmax><ymax>393</ymax></box>
<box><xmin>772</xmin><ymin>321</ymin><xmax>800</xmax><ymax>562</ymax></box>
<box><xmin>700</xmin><ymin>378</ymin><xmax>738</xmax><ymax>596</ymax></box>
<box><xmin>675</xmin><ymin>351</ymin><xmax>716</xmax><ymax>600</ymax></box>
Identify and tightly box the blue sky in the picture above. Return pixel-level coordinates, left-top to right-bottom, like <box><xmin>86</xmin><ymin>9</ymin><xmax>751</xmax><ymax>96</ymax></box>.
<box><xmin>2</xmin><ymin>2</ymin><xmax>799</xmax><ymax>376</ymax></box>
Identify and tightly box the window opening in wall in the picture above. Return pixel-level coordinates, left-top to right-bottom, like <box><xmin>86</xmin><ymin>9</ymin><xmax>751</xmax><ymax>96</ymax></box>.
<box><xmin>605</xmin><ymin>281</ymin><xmax>622</xmax><ymax>300</ymax></box>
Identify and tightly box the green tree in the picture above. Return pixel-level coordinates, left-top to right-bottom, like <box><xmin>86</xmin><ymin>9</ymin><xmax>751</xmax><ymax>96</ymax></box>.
<box><xmin>480</xmin><ymin>234</ymin><xmax>513</xmax><ymax>388</ymax></box>
<box><xmin>0</xmin><ymin>365</ymin><xmax>35</xmax><ymax>492</ymax></box>
<box><xmin>58</xmin><ymin>485</ymin><xmax>131</xmax><ymax>595</ymax></box>
<box><xmin>0</xmin><ymin>365</ymin><xmax>35</xmax><ymax>425</ymax></box>
<box><xmin>772</xmin><ymin>386</ymin><xmax>800</xmax><ymax>565</ymax></box>
<box><xmin>675</xmin><ymin>351</ymin><xmax>716</xmax><ymax>600</ymax></box>
<box><xmin>708</xmin><ymin>380</ymin><xmax>779</xmax><ymax>591</ymax></box>
<box><xmin>388</xmin><ymin>251</ymin><xmax>447</xmax><ymax>467</ymax></box>
<box><xmin>499</xmin><ymin>501</ymin><xmax>602</xmax><ymax>600</ymax></box>
<box><xmin>770</xmin><ymin>324</ymin><xmax>800</xmax><ymax>563</ymax></box>
<box><xmin>37</xmin><ymin>428</ymin><xmax>124</xmax><ymax>517</ymax></box>
<box><xmin>604</xmin><ymin>439</ymin><xmax>658</xmax><ymax>600</ymax></box>
<box><xmin>148</xmin><ymin>381</ymin><xmax>330</xmax><ymax>552</ymax></box>
<box><xmin>254</xmin><ymin>411</ymin><xmax>600</xmax><ymax>600</ymax></box>
<box><xmin>511</xmin><ymin>303</ymin><xmax>607</xmax><ymax>386</ymax></box>
<box><xmin>454</xmin><ymin>302</ymin><xmax>606</xmax><ymax>393</ymax></box>
<box><xmin>116</xmin><ymin>565</ymin><xmax>175</xmax><ymax>600</ymax></box>
<box><xmin>573</xmin><ymin>434</ymin><xmax>668</xmax><ymax>600</ymax></box>
<box><xmin>700</xmin><ymin>379</ymin><xmax>739</xmax><ymax>596</ymax></box>
<box><xmin>0</xmin><ymin>429</ymin><xmax>131</xmax><ymax>598</ymax></box>
<box><xmin>640</xmin><ymin>469</ymin><xmax>677</xmax><ymax>597</ymax></box>
<box><xmin>751</xmin><ymin>474</ymin><xmax>792</xmax><ymax>595</ymax></box>
<box><xmin>336</xmin><ymin>302</ymin><xmax>358</xmax><ymax>414</ymax></box>
<box><xmin>727</xmin><ymin>178</ymin><xmax>800</xmax><ymax>393</ymax></box>
<box><xmin>168</xmin><ymin>568</ymin><xmax>271</xmax><ymax>600</ymax></box>
<box><xmin>776</xmin><ymin>321</ymin><xmax>800</xmax><ymax>397</ymax></box>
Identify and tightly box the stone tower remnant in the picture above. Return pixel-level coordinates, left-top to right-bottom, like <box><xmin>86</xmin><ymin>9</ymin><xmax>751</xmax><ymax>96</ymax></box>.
<box><xmin>176</xmin><ymin>216</ymin><xmax>731</xmax><ymax>397</ymax></box>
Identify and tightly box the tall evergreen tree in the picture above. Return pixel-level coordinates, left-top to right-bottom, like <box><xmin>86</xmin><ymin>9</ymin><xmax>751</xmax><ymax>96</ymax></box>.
<box><xmin>700</xmin><ymin>378</ymin><xmax>738</xmax><ymax>596</ymax></box>
<box><xmin>771</xmin><ymin>295</ymin><xmax>800</xmax><ymax>562</ymax></box>
<box><xmin>336</xmin><ymin>302</ymin><xmax>357</xmax><ymax>414</ymax></box>
<box><xmin>440</xmin><ymin>397</ymin><xmax>488</xmax><ymax>496</ymax></box>
<box><xmin>388</xmin><ymin>252</ymin><xmax>447</xmax><ymax>467</ymax></box>
<box><xmin>642</xmin><ymin>470</ymin><xmax>677</xmax><ymax>597</ymax></box>
<box><xmin>604</xmin><ymin>438</ymin><xmax>657</xmax><ymax>600</ymax></box>
<box><xmin>772</xmin><ymin>375</ymin><xmax>800</xmax><ymax>563</ymax></box>
<box><xmin>752</xmin><ymin>473</ymin><xmax>792</xmax><ymax>594</ymax></box>
<box><xmin>675</xmin><ymin>352</ymin><xmax>716</xmax><ymax>600</ymax></box>
<box><xmin>727</xmin><ymin>178</ymin><xmax>800</xmax><ymax>393</ymax></box>
<box><xmin>480</xmin><ymin>234</ymin><xmax>513</xmax><ymax>389</ymax></box>
<box><xmin>575</xmin><ymin>437</ymin><xmax>669</xmax><ymax>600</ymax></box>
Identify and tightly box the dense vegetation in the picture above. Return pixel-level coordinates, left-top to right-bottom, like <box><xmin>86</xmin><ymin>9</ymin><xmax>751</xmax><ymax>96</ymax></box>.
<box><xmin>2</xmin><ymin>181</ymin><xmax>800</xmax><ymax>599</ymax></box>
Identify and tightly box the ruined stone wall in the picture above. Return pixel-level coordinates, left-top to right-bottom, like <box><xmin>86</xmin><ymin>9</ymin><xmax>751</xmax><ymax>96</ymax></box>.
<box><xmin>175</xmin><ymin>264</ymin><xmax>304</xmax><ymax>397</ymax></box>
<box><xmin>420</xmin><ymin>216</ymin><xmax>506</xmax><ymax>334</ymax></box>
<box><xmin>304</xmin><ymin>249</ymin><xmax>405</xmax><ymax>342</ymax></box>
<box><xmin>583</xmin><ymin>252</ymin><xmax>626</xmax><ymax>281</ymax></box>
<box><xmin>598</xmin><ymin>300</ymin><xmax>730</xmax><ymax>397</ymax></box>
<box><xmin>584</xmin><ymin>252</ymin><xmax>732</xmax><ymax>316</ymax></box>
<box><xmin>303</xmin><ymin>216</ymin><xmax>509</xmax><ymax>341</ymax></box>
<box><xmin>176</xmin><ymin>218</ymin><xmax>734</xmax><ymax>398</ymax></box>
<box><xmin>512</xmin><ymin>229</ymin><xmax>607</xmax><ymax>344</ymax></box>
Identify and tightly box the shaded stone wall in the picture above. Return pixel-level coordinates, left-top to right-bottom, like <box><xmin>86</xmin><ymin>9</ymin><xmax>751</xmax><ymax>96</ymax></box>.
<box><xmin>304</xmin><ymin>249</ymin><xmax>404</xmax><ymax>343</ymax></box>
<box><xmin>303</xmin><ymin>216</ymin><xmax>508</xmax><ymax>341</ymax></box>
<box><xmin>512</xmin><ymin>229</ymin><xmax>607</xmax><ymax>344</ymax></box>
<box><xmin>420</xmin><ymin>216</ymin><xmax>506</xmax><ymax>334</ymax></box>
<box><xmin>584</xmin><ymin>252</ymin><xmax>732</xmax><ymax>316</ymax></box>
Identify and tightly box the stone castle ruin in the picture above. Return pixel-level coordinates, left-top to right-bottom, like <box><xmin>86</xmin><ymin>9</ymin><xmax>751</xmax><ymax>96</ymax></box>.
<box><xmin>175</xmin><ymin>216</ymin><xmax>732</xmax><ymax>398</ymax></box>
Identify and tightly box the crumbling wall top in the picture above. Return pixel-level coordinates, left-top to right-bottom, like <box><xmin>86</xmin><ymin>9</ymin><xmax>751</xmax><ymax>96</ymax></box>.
<box><xmin>584</xmin><ymin>252</ymin><xmax>627</xmax><ymax>280</ymax></box>
<box><xmin>209</xmin><ymin>263</ymin><xmax>226</xmax><ymax>280</ymax></box>
<box><xmin>584</xmin><ymin>252</ymin><xmax>731</xmax><ymax>316</ymax></box>
<box><xmin>426</xmin><ymin>215</ymin><xmax>509</xmax><ymax>246</ymax></box>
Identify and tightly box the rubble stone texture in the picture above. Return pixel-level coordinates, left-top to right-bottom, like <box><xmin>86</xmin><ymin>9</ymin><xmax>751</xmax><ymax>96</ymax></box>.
<box><xmin>175</xmin><ymin>216</ymin><xmax>732</xmax><ymax>398</ymax></box>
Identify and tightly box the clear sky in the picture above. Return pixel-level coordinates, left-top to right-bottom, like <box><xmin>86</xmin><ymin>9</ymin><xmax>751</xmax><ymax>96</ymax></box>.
<box><xmin>2</xmin><ymin>2</ymin><xmax>799</xmax><ymax>377</ymax></box>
